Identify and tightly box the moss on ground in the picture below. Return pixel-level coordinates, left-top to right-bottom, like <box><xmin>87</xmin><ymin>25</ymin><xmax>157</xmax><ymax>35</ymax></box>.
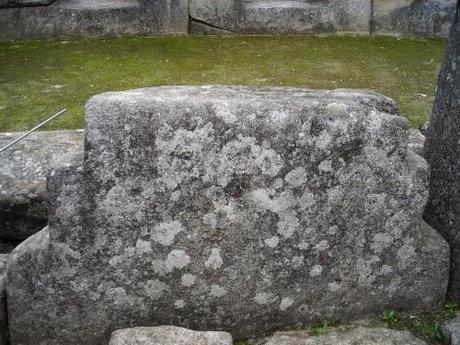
<box><xmin>0</xmin><ymin>35</ymin><xmax>445</xmax><ymax>131</ymax></box>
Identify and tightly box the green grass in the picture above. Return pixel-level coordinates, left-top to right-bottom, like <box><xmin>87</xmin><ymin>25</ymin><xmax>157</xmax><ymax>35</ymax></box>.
<box><xmin>381</xmin><ymin>302</ymin><xmax>458</xmax><ymax>344</ymax></box>
<box><xmin>0</xmin><ymin>35</ymin><xmax>445</xmax><ymax>132</ymax></box>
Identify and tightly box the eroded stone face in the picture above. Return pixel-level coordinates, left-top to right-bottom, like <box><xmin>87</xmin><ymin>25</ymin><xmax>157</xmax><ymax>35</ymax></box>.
<box><xmin>7</xmin><ymin>86</ymin><xmax>449</xmax><ymax>345</ymax></box>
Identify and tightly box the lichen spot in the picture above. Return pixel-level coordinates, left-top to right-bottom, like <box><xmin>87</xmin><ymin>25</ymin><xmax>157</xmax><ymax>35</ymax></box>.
<box><xmin>284</xmin><ymin>167</ymin><xmax>307</xmax><ymax>187</ymax></box>
<box><xmin>280</xmin><ymin>297</ymin><xmax>294</xmax><ymax>311</ymax></box>
<box><xmin>264</xmin><ymin>236</ymin><xmax>280</xmax><ymax>248</ymax></box>
<box><xmin>314</xmin><ymin>240</ymin><xmax>329</xmax><ymax>252</ymax></box>
<box><xmin>310</xmin><ymin>264</ymin><xmax>323</xmax><ymax>277</ymax></box>
<box><xmin>135</xmin><ymin>239</ymin><xmax>152</xmax><ymax>254</ymax></box>
<box><xmin>397</xmin><ymin>242</ymin><xmax>416</xmax><ymax>269</ymax></box>
<box><xmin>165</xmin><ymin>250</ymin><xmax>190</xmax><ymax>271</ymax></box>
<box><xmin>326</xmin><ymin>102</ymin><xmax>348</xmax><ymax>118</ymax></box>
<box><xmin>181</xmin><ymin>273</ymin><xmax>196</xmax><ymax>287</ymax></box>
<box><xmin>254</xmin><ymin>292</ymin><xmax>276</xmax><ymax>305</ymax></box>
<box><xmin>174</xmin><ymin>300</ymin><xmax>186</xmax><ymax>309</ymax></box>
<box><xmin>151</xmin><ymin>220</ymin><xmax>183</xmax><ymax>246</ymax></box>
<box><xmin>141</xmin><ymin>279</ymin><xmax>169</xmax><ymax>300</ymax></box>
<box><xmin>327</xmin><ymin>281</ymin><xmax>341</xmax><ymax>292</ymax></box>
<box><xmin>210</xmin><ymin>284</ymin><xmax>227</xmax><ymax>297</ymax></box>
<box><xmin>205</xmin><ymin>248</ymin><xmax>224</xmax><ymax>269</ymax></box>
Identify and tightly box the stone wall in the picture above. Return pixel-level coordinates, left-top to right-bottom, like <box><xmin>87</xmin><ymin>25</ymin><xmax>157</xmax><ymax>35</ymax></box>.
<box><xmin>0</xmin><ymin>0</ymin><xmax>455</xmax><ymax>40</ymax></box>
<box><xmin>0</xmin><ymin>0</ymin><xmax>188</xmax><ymax>41</ymax></box>
<box><xmin>373</xmin><ymin>0</ymin><xmax>456</xmax><ymax>36</ymax></box>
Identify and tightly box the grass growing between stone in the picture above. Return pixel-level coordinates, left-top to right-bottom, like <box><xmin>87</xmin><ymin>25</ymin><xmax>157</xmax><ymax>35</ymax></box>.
<box><xmin>0</xmin><ymin>35</ymin><xmax>445</xmax><ymax>131</ymax></box>
<box><xmin>232</xmin><ymin>302</ymin><xmax>458</xmax><ymax>345</ymax></box>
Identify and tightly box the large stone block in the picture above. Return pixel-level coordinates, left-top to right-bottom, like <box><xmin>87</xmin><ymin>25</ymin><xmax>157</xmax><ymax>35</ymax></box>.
<box><xmin>189</xmin><ymin>0</ymin><xmax>240</xmax><ymax>32</ymax></box>
<box><xmin>239</xmin><ymin>0</ymin><xmax>371</xmax><ymax>34</ymax></box>
<box><xmin>424</xmin><ymin>1</ymin><xmax>460</xmax><ymax>301</ymax></box>
<box><xmin>109</xmin><ymin>326</ymin><xmax>233</xmax><ymax>345</ymax></box>
<box><xmin>0</xmin><ymin>130</ymin><xmax>84</xmax><ymax>241</ymax></box>
<box><xmin>373</xmin><ymin>0</ymin><xmax>456</xmax><ymax>36</ymax></box>
<box><xmin>0</xmin><ymin>0</ymin><xmax>188</xmax><ymax>41</ymax></box>
<box><xmin>7</xmin><ymin>86</ymin><xmax>449</xmax><ymax>345</ymax></box>
<box><xmin>262</xmin><ymin>326</ymin><xmax>428</xmax><ymax>344</ymax></box>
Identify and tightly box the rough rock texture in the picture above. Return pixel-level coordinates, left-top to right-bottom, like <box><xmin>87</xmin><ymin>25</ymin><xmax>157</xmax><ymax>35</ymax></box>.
<box><xmin>424</xmin><ymin>0</ymin><xmax>460</xmax><ymax>301</ymax></box>
<box><xmin>109</xmin><ymin>326</ymin><xmax>233</xmax><ymax>345</ymax></box>
<box><xmin>0</xmin><ymin>0</ymin><xmax>188</xmax><ymax>40</ymax></box>
<box><xmin>238</xmin><ymin>0</ymin><xmax>371</xmax><ymax>34</ymax></box>
<box><xmin>7</xmin><ymin>86</ymin><xmax>449</xmax><ymax>345</ymax></box>
<box><xmin>442</xmin><ymin>316</ymin><xmax>460</xmax><ymax>345</ymax></box>
<box><xmin>373</xmin><ymin>0</ymin><xmax>456</xmax><ymax>36</ymax></box>
<box><xmin>0</xmin><ymin>130</ymin><xmax>84</xmax><ymax>240</ymax></box>
<box><xmin>189</xmin><ymin>0</ymin><xmax>239</xmax><ymax>32</ymax></box>
<box><xmin>0</xmin><ymin>255</ymin><xmax>8</xmax><ymax>345</ymax></box>
<box><xmin>408</xmin><ymin>128</ymin><xmax>426</xmax><ymax>157</ymax></box>
<box><xmin>262</xmin><ymin>326</ymin><xmax>428</xmax><ymax>345</ymax></box>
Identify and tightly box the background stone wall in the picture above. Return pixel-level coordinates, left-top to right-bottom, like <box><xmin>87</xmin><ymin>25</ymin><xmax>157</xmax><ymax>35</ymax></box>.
<box><xmin>0</xmin><ymin>0</ymin><xmax>455</xmax><ymax>40</ymax></box>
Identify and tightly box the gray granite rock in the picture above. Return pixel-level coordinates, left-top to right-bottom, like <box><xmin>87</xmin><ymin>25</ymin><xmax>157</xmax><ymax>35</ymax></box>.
<box><xmin>239</xmin><ymin>0</ymin><xmax>371</xmax><ymax>34</ymax></box>
<box><xmin>408</xmin><ymin>128</ymin><xmax>426</xmax><ymax>157</ymax></box>
<box><xmin>109</xmin><ymin>326</ymin><xmax>233</xmax><ymax>345</ymax></box>
<box><xmin>0</xmin><ymin>130</ymin><xmax>84</xmax><ymax>240</ymax></box>
<box><xmin>442</xmin><ymin>316</ymin><xmax>460</xmax><ymax>345</ymax></box>
<box><xmin>424</xmin><ymin>0</ymin><xmax>460</xmax><ymax>302</ymax></box>
<box><xmin>189</xmin><ymin>0</ymin><xmax>239</xmax><ymax>32</ymax></box>
<box><xmin>373</xmin><ymin>0</ymin><xmax>456</xmax><ymax>37</ymax></box>
<box><xmin>0</xmin><ymin>255</ymin><xmax>8</xmax><ymax>345</ymax></box>
<box><xmin>262</xmin><ymin>326</ymin><xmax>427</xmax><ymax>345</ymax></box>
<box><xmin>0</xmin><ymin>0</ymin><xmax>188</xmax><ymax>40</ymax></box>
<box><xmin>7</xmin><ymin>86</ymin><xmax>449</xmax><ymax>345</ymax></box>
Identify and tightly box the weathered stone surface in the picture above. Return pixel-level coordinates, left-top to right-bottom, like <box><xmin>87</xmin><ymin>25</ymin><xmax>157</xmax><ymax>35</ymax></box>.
<box><xmin>442</xmin><ymin>316</ymin><xmax>460</xmax><ymax>345</ymax></box>
<box><xmin>0</xmin><ymin>0</ymin><xmax>188</xmax><ymax>40</ymax></box>
<box><xmin>7</xmin><ymin>86</ymin><xmax>449</xmax><ymax>345</ymax></box>
<box><xmin>373</xmin><ymin>0</ymin><xmax>456</xmax><ymax>37</ymax></box>
<box><xmin>424</xmin><ymin>0</ymin><xmax>460</xmax><ymax>301</ymax></box>
<box><xmin>408</xmin><ymin>128</ymin><xmax>426</xmax><ymax>157</ymax></box>
<box><xmin>238</xmin><ymin>0</ymin><xmax>371</xmax><ymax>34</ymax></box>
<box><xmin>109</xmin><ymin>326</ymin><xmax>233</xmax><ymax>345</ymax></box>
<box><xmin>189</xmin><ymin>0</ymin><xmax>240</xmax><ymax>32</ymax></box>
<box><xmin>0</xmin><ymin>255</ymin><xmax>8</xmax><ymax>345</ymax></box>
<box><xmin>0</xmin><ymin>130</ymin><xmax>84</xmax><ymax>240</ymax></box>
<box><xmin>262</xmin><ymin>326</ymin><xmax>427</xmax><ymax>345</ymax></box>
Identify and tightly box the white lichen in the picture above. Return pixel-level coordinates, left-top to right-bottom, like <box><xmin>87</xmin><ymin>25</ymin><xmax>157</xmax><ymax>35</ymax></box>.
<box><xmin>254</xmin><ymin>292</ymin><xmax>276</xmax><ymax>305</ymax></box>
<box><xmin>279</xmin><ymin>297</ymin><xmax>294</xmax><ymax>311</ymax></box>
<box><xmin>210</xmin><ymin>284</ymin><xmax>227</xmax><ymax>297</ymax></box>
<box><xmin>181</xmin><ymin>274</ymin><xmax>196</xmax><ymax>287</ymax></box>
<box><xmin>264</xmin><ymin>236</ymin><xmax>280</xmax><ymax>248</ymax></box>
<box><xmin>205</xmin><ymin>248</ymin><xmax>224</xmax><ymax>269</ymax></box>
<box><xmin>310</xmin><ymin>265</ymin><xmax>323</xmax><ymax>277</ymax></box>
<box><xmin>165</xmin><ymin>250</ymin><xmax>190</xmax><ymax>271</ymax></box>
<box><xmin>151</xmin><ymin>220</ymin><xmax>183</xmax><ymax>246</ymax></box>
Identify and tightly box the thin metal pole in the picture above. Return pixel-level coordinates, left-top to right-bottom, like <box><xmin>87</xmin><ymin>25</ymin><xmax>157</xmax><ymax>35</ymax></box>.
<box><xmin>0</xmin><ymin>108</ymin><xmax>67</xmax><ymax>154</ymax></box>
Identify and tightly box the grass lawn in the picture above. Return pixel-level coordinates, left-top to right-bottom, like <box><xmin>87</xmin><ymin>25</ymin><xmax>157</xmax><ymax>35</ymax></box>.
<box><xmin>0</xmin><ymin>35</ymin><xmax>445</xmax><ymax>132</ymax></box>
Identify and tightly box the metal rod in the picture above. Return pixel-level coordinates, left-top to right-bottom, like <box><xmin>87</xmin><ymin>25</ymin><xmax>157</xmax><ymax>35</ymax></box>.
<box><xmin>0</xmin><ymin>108</ymin><xmax>67</xmax><ymax>154</ymax></box>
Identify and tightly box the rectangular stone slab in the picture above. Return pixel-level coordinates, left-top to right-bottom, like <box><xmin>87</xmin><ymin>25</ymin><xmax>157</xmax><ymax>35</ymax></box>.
<box><xmin>7</xmin><ymin>86</ymin><xmax>449</xmax><ymax>345</ymax></box>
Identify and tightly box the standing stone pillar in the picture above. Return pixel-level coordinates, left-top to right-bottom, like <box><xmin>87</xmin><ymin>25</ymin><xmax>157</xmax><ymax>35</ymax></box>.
<box><xmin>424</xmin><ymin>0</ymin><xmax>460</xmax><ymax>301</ymax></box>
